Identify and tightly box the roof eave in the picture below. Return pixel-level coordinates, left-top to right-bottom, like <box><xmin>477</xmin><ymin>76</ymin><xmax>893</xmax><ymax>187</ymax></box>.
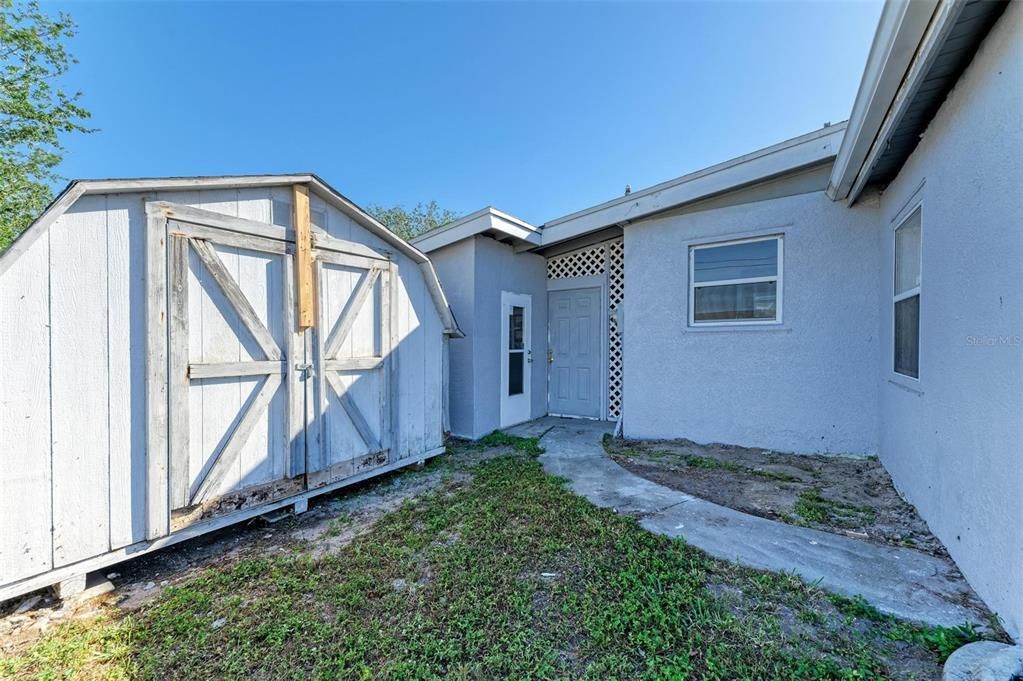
<box><xmin>412</xmin><ymin>207</ymin><xmax>540</xmax><ymax>254</ymax></box>
<box><xmin>828</xmin><ymin>0</ymin><xmax>977</xmax><ymax>205</ymax></box>
<box><xmin>540</xmin><ymin>123</ymin><xmax>847</xmax><ymax>248</ymax></box>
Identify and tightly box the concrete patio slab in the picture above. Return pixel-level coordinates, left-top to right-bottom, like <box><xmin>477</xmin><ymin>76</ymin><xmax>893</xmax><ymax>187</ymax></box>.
<box><xmin>507</xmin><ymin>416</ymin><xmax>990</xmax><ymax>630</ymax></box>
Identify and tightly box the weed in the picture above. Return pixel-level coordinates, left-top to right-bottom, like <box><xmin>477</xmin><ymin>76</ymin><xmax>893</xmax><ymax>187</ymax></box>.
<box><xmin>477</xmin><ymin>431</ymin><xmax>544</xmax><ymax>456</ymax></box>
<box><xmin>751</xmin><ymin>468</ymin><xmax>802</xmax><ymax>483</ymax></box>
<box><xmin>794</xmin><ymin>489</ymin><xmax>876</xmax><ymax>528</ymax></box>
<box><xmin>681</xmin><ymin>454</ymin><xmax>740</xmax><ymax>472</ymax></box>
<box><xmin>827</xmin><ymin>593</ymin><xmax>887</xmax><ymax>622</ymax></box>
<box><xmin>887</xmin><ymin>621</ymin><xmax>984</xmax><ymax>662</ymax></box>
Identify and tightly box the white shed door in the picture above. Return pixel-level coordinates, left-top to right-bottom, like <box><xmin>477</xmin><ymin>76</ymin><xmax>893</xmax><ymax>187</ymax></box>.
<box><xmin>157</xmin><ymin>206</ymin><xmax>394</xmax><ymax>531</ymax></box>
<box><xmin>165</xmin><ymin>219</ymin><xmax>303</xmax><ymax>529</ymax></box>
<box><xmin>306</xmin><ymin>245</ymin><xmax>393</xmax><ymax>488</ymax></box>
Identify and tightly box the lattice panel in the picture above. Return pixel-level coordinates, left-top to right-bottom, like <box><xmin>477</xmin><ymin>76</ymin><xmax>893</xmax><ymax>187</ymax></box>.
<box><xmin>546</xmin><ymin>239</ymin><xmax>625</xmax><ymax>420</ymax></box>
<box><xmin>546</xmin><ymin>243</ymin><xmax>606</xmax><ymax>279</ymax></box>
<box><xmin>607</xmin><ymin>239</ymin><xmax>624</xmax><ymax>419</ymax></box>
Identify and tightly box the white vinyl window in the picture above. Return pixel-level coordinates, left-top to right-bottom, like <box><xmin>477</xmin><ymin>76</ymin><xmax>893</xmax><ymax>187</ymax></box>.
<box><xmin>894</xmin><ymin>206</ymin><xmax>921</xmax><ymax>378</ymax></box>
<box><xmin>689</xmin><ymin>235</ymin><xmax>783</xmax><ymax>325</ymax></box>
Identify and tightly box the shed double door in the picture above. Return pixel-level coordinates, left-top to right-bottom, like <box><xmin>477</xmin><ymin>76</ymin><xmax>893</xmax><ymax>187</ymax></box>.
<box><xmin>158</xmin><ymin>204</ymin><xmax>392</xmax><ymax>530</ymax></box>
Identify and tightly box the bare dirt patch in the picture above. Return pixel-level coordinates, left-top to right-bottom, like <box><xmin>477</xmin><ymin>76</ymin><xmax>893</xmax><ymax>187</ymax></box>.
<box><xmin>604</xmin><ymin>435</ymin><xmax>949</xmax><ymax>558</ymax></box>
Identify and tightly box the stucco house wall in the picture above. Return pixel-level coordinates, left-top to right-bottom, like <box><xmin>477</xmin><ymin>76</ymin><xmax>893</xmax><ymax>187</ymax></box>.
<box><xmin>473</xmin><ymin>237</ymin><xmax>549</xmax><ymax>437</ymax></box>
<box><xmin>428</xmin><ymin>236</ymin><xmax>548</xmax><ymax>439</ymax></box>
<box><xmin>874</xmin><ymin>0</ymin><xmax>1023</xmax><ymax>640</ymax></box>
<box><xmin>430</xmin><ymin>238</ymin><xmax>477</xmax><ymax>438</ymax></box>
<box><xmin>623</xmin><ymin>186</ymin><xmax>881</xmax><ymax>455</ymax></box>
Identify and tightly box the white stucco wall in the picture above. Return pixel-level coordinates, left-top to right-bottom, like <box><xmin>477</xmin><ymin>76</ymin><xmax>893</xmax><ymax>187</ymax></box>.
<box><xmin>623</xmin><ymin>189</ymin><xmax>881</xmax><ymax>455</ymax></box>
<box><xmin>430</xmin><ymin>238</ymin><xmax>477</xmax><ymax>438</ymax></box>
<box><xmin>428</xmin><ymin>236</ymin><xmax>548</xmax><ymax>439</ymax></box>
<box><xmin>473</xmin><ymin>237</ymin><xmax>549</xmax><ymax>437</ymax></box>
<box><xmin>875</xmin><ymin>2</ymin><xmax>1023</xmax><ymax>640</ymax></box>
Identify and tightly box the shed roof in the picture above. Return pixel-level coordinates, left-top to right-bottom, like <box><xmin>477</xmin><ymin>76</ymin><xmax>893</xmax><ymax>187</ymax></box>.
<box><xmin>0</xmin><ymin>173</ymin><xmax>463</xmax><ymax>337</ymax></box>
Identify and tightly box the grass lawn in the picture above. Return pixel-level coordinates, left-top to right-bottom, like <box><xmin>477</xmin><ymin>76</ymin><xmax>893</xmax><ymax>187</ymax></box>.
<box><xmin>1</xmin><ymin>437</ymin><xmax>985</xmax><ymax>680</ymax></box>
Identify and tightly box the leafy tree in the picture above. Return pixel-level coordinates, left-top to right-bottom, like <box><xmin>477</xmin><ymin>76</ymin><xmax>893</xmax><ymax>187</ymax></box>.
<box><xmin>1</xmin><ymin>0</ymin><xmax>92</xmax><ymax>250</ymax></box>
<box><xmin>368</xmin><ymin>200</ymin><xmax>459</xmax><ymax>242</ymax></box>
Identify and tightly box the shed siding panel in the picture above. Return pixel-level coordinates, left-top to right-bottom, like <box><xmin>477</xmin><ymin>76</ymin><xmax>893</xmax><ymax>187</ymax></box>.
<box><xmin>400</xmin><ymin>261</ymin><xmax>426</xmax><ymax>458</ymax></box>
<box><xmin>0</xmin><ymin>231</ymin><xmax>53</xmax><ymax>581</ymax></box>
<box><xmin>394</xmin><ymin>264</ymin><xmax>412</xmax><ymax>458</ymax></box>
<box><xmin>106</xmin><ymin>194</ymin><xmax>148</xmax><ymax>549</ymax></box>
<box><xmin>236</xmin><ymin>190</ymin><xmax>287</xmax><ymax>485</ymax></box>
<box><xmin>423</xmin><ymin>274</ymin><xmax>443</xmax><ymax>449</ymax></box>
<box><xmin>51</xmin><ymin>195</ymin><xmax>111</xmax><ymax>566</ymax></box>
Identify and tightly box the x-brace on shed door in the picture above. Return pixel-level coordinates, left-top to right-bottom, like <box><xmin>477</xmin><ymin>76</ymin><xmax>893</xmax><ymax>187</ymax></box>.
<box><xmin>145</xmin><ymin>201</ymin><xmax>393</xmax><ymax>538</ymax></box>
<box><xmin>306</xmin><ymin>233</ymin><xmax>394</xmax><ymax>488</ymax></box>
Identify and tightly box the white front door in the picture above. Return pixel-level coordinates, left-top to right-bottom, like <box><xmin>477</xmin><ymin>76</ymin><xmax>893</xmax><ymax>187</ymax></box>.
<box><xmin>500</xmin><ymin>291</ymin><xmax>532</xmax><ymax>428</ymax></box>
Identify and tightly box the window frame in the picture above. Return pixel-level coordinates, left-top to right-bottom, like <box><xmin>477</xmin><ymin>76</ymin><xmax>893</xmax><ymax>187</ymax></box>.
<box><xmin>892</xmin><ymin>204</ymin><xmax>922</xmax><ymax>380</ymax></box>
<box><xmin>687</xmin><ymin>234</ymin><xmax>784</xmax><ymax>327</ymax></box>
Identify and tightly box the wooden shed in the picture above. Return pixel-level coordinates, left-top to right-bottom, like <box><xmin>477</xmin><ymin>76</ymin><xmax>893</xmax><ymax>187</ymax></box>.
<box><xmin>0</xmin><ymin>174</ymin><xmax>461</xmax><ymax>600</ymax></box>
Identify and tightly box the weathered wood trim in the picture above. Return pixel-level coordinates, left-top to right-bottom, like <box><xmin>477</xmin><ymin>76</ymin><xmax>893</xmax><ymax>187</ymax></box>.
<box><xmin>283</xmin><ymin>255</ymin><xmax>305</xmax><ymax>478</ymax></box>
<box><xmin>327</xmin><ymin>357</ymin><xmax>384</xmax><ymax>372</ymax></box>
<box><xmin>148</xmin><ymin>201</ymin><xmax>291</xmax><ymax>243</ymax></box>
<box><xmin>189</xmin><ymin>239</ymin><xmax>283</xmax><ymax>362</ymax></box>
<box><xmin>144</xmin><ymin>209</ymin><xmax>170</xmax><ymax>539</ymax></box>
<box><xmin>325</xmin><ymin>372</ymin><xmax>383</xmax><ymax>452</ymax></box>
<box><xmin>187</xmin><ymin>361</ymin><xmax>286</xmax><ymax>379</ymax></box>
<box><xmin>323</xmin><ymin>268</ymin><xmax>380</xmax><ymax>360</ymax></box>
<box><xmin>293</xmin><ymin>185</ymin><xmax>315</xmax><ymax>329</ymax></box>
<box><xmin>311</xmin><ymin>232</ymin><xmax>390</xmax><ymax>261</ymax></box>
<box><xmin>388</xmin><ymin>262</ymin><xmax>401</xmax><ymax>460</ymax></box>
<box><xmin>191</xmin><ymin>374</ymin><xmax>283</xmax><ymax>504</ymax></box>
<box><xmin>419</xmin><ymin>260</ymin><xmax>464</xmax><ymax>338</ymax></box>
<box><xmin>91</xmin><ymin>175</ymin><xmax>316</xmax><ymax>194</ymax></box>
<box><xmin>0</xmin><ymin>445</ymin><xmax>446</xmax><ymax>605</ymax></box>
<box><xmin>168</xmin><ymin>221</ymin><xmax>289</xmax><ymax>255</ymax></box>
<box><xmin>379</xmin><ymin>267</ymin><xmax>393</xmax><ymax>453</ymax></box>
<box><xmin>305</xmin><ymin>323</ymin><xmax>322</xmax><ymax>475</ymax></box>
<box><xmin>168</xmin><ymin>236</ymin><xmax>191</xmax><ymax>508</ymax></box>
<box><xmin>314</xmin><ymin>249</ymin><xmax>389</xmax><ymax>273</ymax></box>
<box><xmin>0</xmin><ymin>183</ymin><xmax>86</xmax><ymax>279</ymax></box>
<box><xmin>324</xmin><ymin>357</ymin><xmax>383</xmax><ymax>372</ymax></box>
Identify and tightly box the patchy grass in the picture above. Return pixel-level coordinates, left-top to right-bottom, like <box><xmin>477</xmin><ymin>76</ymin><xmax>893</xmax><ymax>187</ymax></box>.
<box><xmin>476</xmin><ymin>430</ymin><xmax>545</xmax><ymax>456</ymax></box>
<box><xmin>1</xmin><ymin>452</ymin><xmax>992</xmax><ymax>680</ymax></box>
<box><xmin>794</xmin><ymin>489</ymin><xmax>877</xmax><ymax>528</ymax></box>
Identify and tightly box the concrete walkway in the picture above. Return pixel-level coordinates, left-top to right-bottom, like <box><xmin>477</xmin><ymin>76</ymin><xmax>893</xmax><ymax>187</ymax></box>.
<box><xmin>506</xmin><ymin>417</ymin><xmax>988</xmax><ymax>630</ymax></box>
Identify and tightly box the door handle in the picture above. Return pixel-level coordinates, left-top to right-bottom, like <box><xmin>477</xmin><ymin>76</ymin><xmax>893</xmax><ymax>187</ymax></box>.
<box><xmin>526</xmin><ymin>349</ymin><xmax>533</xmax><ymax>364</ymax></box>
<box><xmin>547</xmin><ymin>350</ymin><xmax>555</xmax><ymax>364</ymax></box>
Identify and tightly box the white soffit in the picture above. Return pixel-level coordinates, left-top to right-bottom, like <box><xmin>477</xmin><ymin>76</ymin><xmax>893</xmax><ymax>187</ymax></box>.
<box><xmin>411</xmin><ymin>206</ymin><xmax>540</xmax><ymax>253</ymax></box>
<box><xmin>827</xmin><ymin>0</ymin><xmax>942</xmax><ymax>202</ymax></box>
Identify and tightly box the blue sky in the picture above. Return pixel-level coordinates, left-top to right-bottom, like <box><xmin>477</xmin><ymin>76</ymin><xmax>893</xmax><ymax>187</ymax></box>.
<box><xmin>49</xmin><ymin>1</ymin><xmax>883</xmax><ymax>225</ymax></box>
